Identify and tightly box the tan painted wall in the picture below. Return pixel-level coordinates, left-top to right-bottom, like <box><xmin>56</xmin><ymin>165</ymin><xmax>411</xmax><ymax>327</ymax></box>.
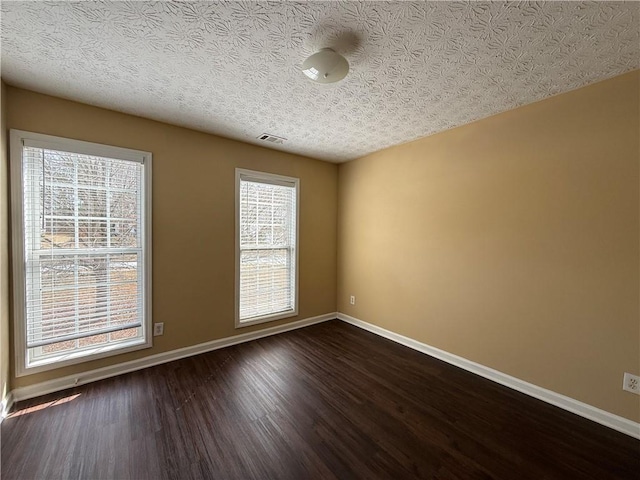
<box><xmin>1</xmin><ymin>81</ymin><xmax>10</xmax><ymax>405</ymax></box>
<box><xmin>7</xmin><ymin>86</ymin><xmax>338</xmax><ymax>389</ymax></box>
<box><xmin>338</xmin><ymin>71</ymin><xmax>640</xmax><ymax>422</ymax></box>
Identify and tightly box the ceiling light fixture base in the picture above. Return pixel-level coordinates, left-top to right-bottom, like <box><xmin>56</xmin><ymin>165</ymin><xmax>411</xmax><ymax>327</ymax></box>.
<box><xmin>302</xmin><ymin>48</ymin><xmax>349</xmax><ymax>84</ymax></box>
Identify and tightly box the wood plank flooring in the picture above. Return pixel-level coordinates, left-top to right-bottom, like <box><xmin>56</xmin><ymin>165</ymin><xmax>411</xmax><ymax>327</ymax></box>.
<box><xmin>2</xmin><ymin>320</ymin><xmax>638</xmax><ymax>479</ymax></box>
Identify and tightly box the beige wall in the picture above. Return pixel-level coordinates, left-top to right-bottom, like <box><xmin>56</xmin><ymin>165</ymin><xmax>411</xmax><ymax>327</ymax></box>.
<box><xmin>1</xmin><ymin>81</ymin><xmax>10</xmax><ymax>406</ymax></box>
<box><xmin>338</xmin><ymin>71</ymin><xmax>640</xmax><ymax>422</ymax></box>
<box><xmin>6</xmin><ymin>86</ymin><xmax>338</xmax><ymax>388</ymax></box>
<box><xmin>4</xmin><ymin>71</ymin><xmax>639</xmax><ymax>423</ymax></box>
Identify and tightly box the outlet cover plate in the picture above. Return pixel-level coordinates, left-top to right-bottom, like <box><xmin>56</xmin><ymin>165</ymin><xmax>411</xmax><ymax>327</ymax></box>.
<box><xmin>153</xmin><ymin>323</ymin><xmax>164</xmax><ymax>336</ymax></box>
<box><xmin>623</xmin><ymin>372</ymin><xmax>639</xmax><ymax>395</ymax></box>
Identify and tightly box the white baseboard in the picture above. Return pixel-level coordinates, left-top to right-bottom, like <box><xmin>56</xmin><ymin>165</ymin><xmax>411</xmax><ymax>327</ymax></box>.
<box><xmin>1</xmin><ymin>391</ymin><xmax>14</xmax><ymax>423</ymax></box>
<box><xmin>9</xmin><ymin>311</ymin><xmax>639</xmax><ymax>440</ymax></box>
<box><xmin>337</xmin><ymin>312</ymin><xmax>640</xmax><ymax>440</ymax></box>
<box><xmin>10</xmin><ymin>312</ymin><xmax>336</xmax><ymax>404</ymax></box>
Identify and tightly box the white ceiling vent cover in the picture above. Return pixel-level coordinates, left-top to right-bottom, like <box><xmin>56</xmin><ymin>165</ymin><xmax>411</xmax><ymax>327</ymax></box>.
<box><xmin>258</xmin><ymin>133</ymin><xmax>286</xmax><ymax>144</ymax></box>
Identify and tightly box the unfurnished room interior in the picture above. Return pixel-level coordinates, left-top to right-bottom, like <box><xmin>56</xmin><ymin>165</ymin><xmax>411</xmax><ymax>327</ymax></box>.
<box><xmin>0</xmin><ymin>1</ymin><xmax>639</xmax><ymax>479</ymax></box>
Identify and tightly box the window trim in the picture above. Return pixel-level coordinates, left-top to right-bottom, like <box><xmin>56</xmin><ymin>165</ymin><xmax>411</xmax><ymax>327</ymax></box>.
<box><xmin>234</xmin><ymin>168</ymin><xmax>299</xmax><ymax>328</ymax></box>
<box><xmin>10</xmin><ymin>129</ymin><xmax>153</xmax><ymax>377</ymax></box>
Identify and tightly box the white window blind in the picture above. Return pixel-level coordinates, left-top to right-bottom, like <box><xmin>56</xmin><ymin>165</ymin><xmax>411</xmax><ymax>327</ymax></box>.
<box><xmin>18</xmin><ymin>137</ymin><xmax>149</xmax><ymax>364</ymax></box>
<box><xmin>237</xmin><ymin>170</ymin><xmax>298</xmax><ymax>324</ymax></box>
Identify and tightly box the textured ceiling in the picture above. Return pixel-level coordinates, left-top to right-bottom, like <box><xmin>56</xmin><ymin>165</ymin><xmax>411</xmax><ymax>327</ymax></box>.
<box><xmin>1</xmin><ymin>1</ymin><xmax>638</xmax><ymax>163</ymax></box>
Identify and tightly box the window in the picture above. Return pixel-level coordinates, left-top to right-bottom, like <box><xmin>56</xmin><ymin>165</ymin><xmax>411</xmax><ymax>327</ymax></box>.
<box><xmin>235</xmin><ymin>169</ymin><xmax>299</xmax><ymax>327</ymax></box>
<box><xmin>10</xmin><ymin>130</ymin><xmax>152</xmax><ymax>375</ymax></box>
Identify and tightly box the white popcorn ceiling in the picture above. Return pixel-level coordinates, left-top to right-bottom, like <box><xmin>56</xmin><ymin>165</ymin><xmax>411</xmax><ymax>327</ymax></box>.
<box><xmin>1</xmin><ymin>1</ymin><xmax>638</xmax><ymax>163</ymax></box>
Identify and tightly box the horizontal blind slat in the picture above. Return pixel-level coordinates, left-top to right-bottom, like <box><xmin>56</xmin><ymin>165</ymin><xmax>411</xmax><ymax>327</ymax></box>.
<box><xmin>27</xmin><ymin>323</ymin><xmax>142</xmax><ymax>348</ymax></box>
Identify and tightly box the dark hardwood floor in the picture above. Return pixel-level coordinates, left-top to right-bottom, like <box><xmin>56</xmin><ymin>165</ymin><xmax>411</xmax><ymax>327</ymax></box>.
<box><xmin>1</xmin><ymin>320</ymin><xmax>638</xmax><ymax>479</ymax></box>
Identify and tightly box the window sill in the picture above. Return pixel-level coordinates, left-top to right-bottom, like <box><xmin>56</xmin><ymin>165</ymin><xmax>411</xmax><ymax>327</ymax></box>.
<box><xmin>235</xmin><ymin>309</ymin><xmax>298</xmax><ymax>329</ymax></box>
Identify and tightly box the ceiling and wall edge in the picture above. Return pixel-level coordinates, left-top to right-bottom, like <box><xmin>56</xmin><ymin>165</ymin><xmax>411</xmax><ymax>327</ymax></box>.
<box><xmin>2</xmin><ymin>1</ymin><xmax>638</xmax><ymax>163</ymax></box>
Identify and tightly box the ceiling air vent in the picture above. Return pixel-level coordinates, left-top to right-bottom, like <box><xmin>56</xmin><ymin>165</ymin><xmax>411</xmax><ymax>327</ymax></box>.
<box><xmin>257</xmin><ymin>133</ymin><xmax>286</xmax><ymax>145</ymax></box>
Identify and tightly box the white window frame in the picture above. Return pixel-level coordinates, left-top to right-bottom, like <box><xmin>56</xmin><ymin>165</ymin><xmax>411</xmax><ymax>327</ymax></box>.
<box><xmin>10</xmin><ymin>130</ymin><xmax>153</xmax><ymax>376</ymax></box>
<box><xmin>235</xmin><ymin>168</ymin><xmax>299</xmax><ymax>328</ymax></box>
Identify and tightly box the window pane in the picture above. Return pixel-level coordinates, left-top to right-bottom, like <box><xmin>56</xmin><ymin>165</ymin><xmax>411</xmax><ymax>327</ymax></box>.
<box><xmin>239</xmin><ymin>181</ymin><xmax>294</xmax><ymax>249</ymax></box>
<box><xmin>27</xmin><ymin>253</ymin><xmax>142</xmax><ymax>349</ymax></box>
<box><xmin>239</xmin><ymin>249</ymin><xmax>292</xmax><ymax>320</ymax></box>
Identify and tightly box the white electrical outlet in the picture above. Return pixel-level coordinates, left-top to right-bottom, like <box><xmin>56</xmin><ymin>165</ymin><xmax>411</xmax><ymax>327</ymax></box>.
<box><xmin>350</xmin><ymin>295</ymin><xmax>356</xmax><ymax>305</ymax></box>
<box><xmin>153</xmin><ymin>322</ymin><xmax>164</xmax><ymax>336</ymax></box>
<box><xmin>623</xmin><ymin>373</ymin><xmax>640</xmax><ymax>395</ymax></box>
